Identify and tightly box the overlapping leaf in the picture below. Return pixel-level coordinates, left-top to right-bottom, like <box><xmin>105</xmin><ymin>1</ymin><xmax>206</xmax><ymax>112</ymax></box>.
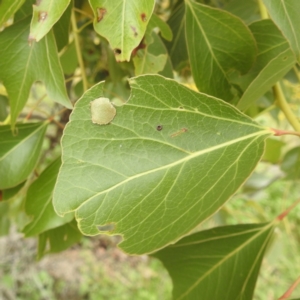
<box><xmin>29</xmin><ymin>0</ymin><xmax>71</xmax><ymax>42</ymax></box>
<box><xmin>53</xmin><ymin>75</ymin><xmax>272</xmax><ymax>254</ymax></box>
<box><xmin>153</xmin><ymin>223</ymin><xmax>275</xmax><ymax>300</ymax></box>
<box><xmin>0</xmin><ymin>0</ymin><xmax>25</xmax><ymax>26</ymax></box>
<box><xmin>38</xmin><ymin>219</ymin><xmax>82</xmax><ymax>259</ymax></box>
<box><xmin>263</xmin><ymin>0</ymin><xmax>300</xmax><ymax>63</ymax></box>
<box><xmin>164</xmin><ymin>1</ymin><xmax>188</xmax><ymax>71</ymax></box>
<box><xmin>185</xmin><ymin>1</ymin><xmax>257</xmax><ymax>101</ymax></box>
<box><xmin>23</xmin><ymin>157</ymin><xmax>73</xmax><ymax>237</ymax></box>
<box><xmin>0</xmin><ymin>17</ymin><xmax>72</xmax><ymax>127</ymax></box>
<box><xmin>236</xmin><ymin>20</ymin><xmax>296</xmax><ymax>111</ymax></box>
<box><xmin>0</xmin><ymin>122</ymin><xmax>47</xmax><ymax>189</ymax></box>
<box><xmin>88</xmin><ymin>0</ymin><xmax>155</xmax><ymax>61</ymax></box>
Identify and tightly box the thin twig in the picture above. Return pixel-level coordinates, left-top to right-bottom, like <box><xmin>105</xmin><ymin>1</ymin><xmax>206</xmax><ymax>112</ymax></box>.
<box><xmin>279</xmin><ymin>275</ymin><xmax>300</xmax><ymax>300</ymax></box>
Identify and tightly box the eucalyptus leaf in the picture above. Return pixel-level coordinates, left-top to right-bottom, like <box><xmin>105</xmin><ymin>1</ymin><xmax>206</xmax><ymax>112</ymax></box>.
<box><xmin>148</xmin><ymin>14</ymin><xmax>173</xmax><ymax>41</ymax></box>
<box><xmin>88</xmin><ymin>0</ymin><xmax>155</xmax><ymax>61</ymax></box>
<box><xmin>185</xmin><ymin>1</ymin><xmax>256</xmax><ymax>101</ymax></box>
<box><xmin>263</xmin><ymin>0</ymin><xmax>300</xmax><ymax>63</ymax></box>
<box><xmin>0</xmin><ymin>122</ymin><xmax>47</xmax><ymax>189</ymax></box>
<box><xmin>1</xmin><ymin>181</ymin><xmax>25</xmax><ymax>201</ymax></box>
<box><xmin>53</xmin><ymin>75</ymin><xmax>272</xmax><ymax>255</ymax></box>
<box><xmin>153</xmin><ymin>222</ymin><xmax>275</xmax><ymax>300</ymax></box>
<box><xmin>29</xmin><ymin>0</ymin><xmax>71</xmax><ymax>42</ymax></box>
<box><xmin>23</xmin><ymin>157</ymin><xmax>73</xmax><ymax>237</ymax></box>
<box><xmin>0</xmin><ymin>16</ymin><xmax>72</xmax><ymax>128</ymax></box>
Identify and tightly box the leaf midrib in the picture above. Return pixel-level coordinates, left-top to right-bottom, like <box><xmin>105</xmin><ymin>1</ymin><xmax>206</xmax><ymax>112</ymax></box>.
<box><xmin>72</xmin><ymin>130</ymin><xmax>270</xmax><ymax>213</ymax></box>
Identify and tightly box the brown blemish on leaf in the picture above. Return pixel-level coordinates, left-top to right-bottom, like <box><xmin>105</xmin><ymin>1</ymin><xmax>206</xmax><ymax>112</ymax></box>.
<box><xmin>131</xmin><ymin>26</ymin><xmax>138</xmax><ymax>37</ymax></box>
<box><xmin>141</xmin><ymin>13</ymin><xmax>147</xmax><ymax>22</ymax></box>
<box><xmin>171</xmin><ymin>128</ymin><xmax>188</xmax><ymax>138</ymax></box>
<box><xmin>38</xmin><ymin>11</ymin><xmax>47</xmax><ymax>21</ymax></box>
<box><xmin>131</xmin><ymin>38</ymin><xmax>146</xmax><ymax>57</ymax></box>
<box><xmin>97</xmin><ymin>7</ymin><xmax>107</xmax><ymax>22</ymax></box>
<box><xmin>156</xmin><ymin>125</ymin><xmax>163</xmax><ymax>131</ymax></box>
<box><xmin>28</xmin><ymin>36</ymin><xmax>36</xmax><ymax>46</ymax></box>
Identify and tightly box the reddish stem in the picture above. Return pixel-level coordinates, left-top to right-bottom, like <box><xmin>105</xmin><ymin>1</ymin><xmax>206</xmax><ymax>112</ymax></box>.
<box><xmin>277</xmin><ymin>199</ymin><xmax>300</xmax><ymax>221</ymax></box>
<box><xmin>279</xmin><ymin>275</ymin><xmax>300</xmax><ymax>299</ymax></box>
<box><xmin>270</xmin><ymin>128</ymin><xmax>300</xmax><ymax>137</ymax></box>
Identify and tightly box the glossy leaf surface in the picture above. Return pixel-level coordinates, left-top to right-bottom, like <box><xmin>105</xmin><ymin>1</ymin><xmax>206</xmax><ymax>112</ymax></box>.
<box><xmin>29</xmin><ymin>0</ymin><xmax>71</xmax><ymax>42</ymax></box>
<box><xmin>23</xmin><ymin>157</ymin><xmax>73</xmax><ymax>237</ymax></box>
<box><xmin>0</xmin><ymin>122</ymin><xmax>47</xmax><ymax>189</ymax></box>
<box><xmin>89</xmin><ymin>0</ymin><xmax>155</xmax><ymax>61</ymax></box>
<box><xmin>263</xmin><ymin>0</ymin><xmax>300</xmax><ymax>63</ymax></box>
<box><xmin>185</xmin><ymin>1</ymin><xmax>256</xmax><ymax>101</ymax></box>
<box><xmin>54</xmin><ymin>75</ymin><xmax>271</xmax><ymax>254</ymax></box>
<box><xmin>153</xmin><ymin>223</ymin><xmax>275</xmax><ymax>300</ymax></box>
<box><xmin>0</xmin><ymin>17</ymin><xmax>72</xmax><ymax>127</ymax></box>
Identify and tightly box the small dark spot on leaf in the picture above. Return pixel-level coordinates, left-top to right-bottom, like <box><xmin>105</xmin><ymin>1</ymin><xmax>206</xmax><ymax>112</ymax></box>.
<box><xmin>114</xmin><ymin>48</ymin><xmax>122</xmax><ymax>55</ymax></box>
<box><xmin>131</xmin><ymin>25</ymin><xmax>138</xmax><ymax>37</ymax></box>
<box><xmin>97</xmin><ymin>7</ymin><xmax>107</xmax><ymax>22</ymax></box>
<box><xmin>38</xmin><ymin>11</ymin><xmax>47</xmax><ymax>21</ymax></box>
<box><xmin>141</xmin><ymin>13</ymin><xmax>147</xmax><ymax>22</ymax></box>
<box><xmin>98</xmin><ymin>224</ymin><xmax>115</xmax><ymax>232</ymax></box>
<box><xmin>283</xmin><ymin>56</ymin><xmax>288</xmax><ymax>60</ymax></box>
<box><xmin>179</xmin><ymin>106</ymin><xmax>183</xmax><ymax>109</ymax></box>
<box><xmin>156</xmin><ymin>125</ymin><xmax>163</xmax><ymax>131</ymax></box>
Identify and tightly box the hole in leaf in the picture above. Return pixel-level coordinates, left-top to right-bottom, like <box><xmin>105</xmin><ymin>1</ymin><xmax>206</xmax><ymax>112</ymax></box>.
<box><xmin>114</xmin><ymin>48</ymin><xmax>122</xmax><ymax>55</ymax></box>
<box><xmin>97</xmin><ymin>224</ymin><xmax>115</xmax><ymax>232</ymax></box>
<box><xmin>97</xmin><ymin>7</ymin><xmax>107</xmax><ymax>22</ymax></box>
<box><xmin>156</xmin><ymin>125</ymin><xmax>163</xmax><ymax>131</ymax></box>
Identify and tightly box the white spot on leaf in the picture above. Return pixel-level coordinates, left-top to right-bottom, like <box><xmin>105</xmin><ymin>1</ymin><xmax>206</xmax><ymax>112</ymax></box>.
<box><xmin>90</xmin><ymin>97</ymin><xmax>116</xmax><ymax>125</ymax></box>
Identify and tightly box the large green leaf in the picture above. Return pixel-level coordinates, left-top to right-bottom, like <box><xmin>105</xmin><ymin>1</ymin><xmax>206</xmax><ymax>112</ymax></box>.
<box><xmin>153</xmin><ymin>223</ymin><xmax>275</xmax><ymax>300</ymax></box>
<box><xmin>263</xmin><ymin>0</ymin><xmax>300</xmax><ymax>64</ymax></box>
<box><xmin>0</xmin><ymin>0</ymin><xmax>25</xmax><ymax>26</ymax></box>
<box><xmin>185</xmin><ymin>1</ymin><xmax>257</xmax><ymax>101</ymax></box>
<box><xmin>23</xmin><ymin>157</ymin><xmax>73</xmax><ymax>237</ymax></box>
<box><xmin>29</xmin><ymin>0</ymin><xmax>71</xmax><ymax>42</ymax></box>
<box><xmin>53</xmin><ymin>75</ymin><xmax>272</xmax><ymax>254</ymax></box>
<box><xmin>88</xmin><ymin>0</ymin><xmax>155</xmax><ymax>62</ymax></box>
<box><xmin>0</xmin><ymin>17</ymin><xmax>72</xmax><ymax>128</ymax></box>
<box><xmin>38</xmin><ymin>219</ymin><xmax>82</xmax><ymax>259</ymax></box>
<box><xmin>0</xmin><ymin>122</ymin><xmax>47</xmax><ymax>189</ymax></box>
<box><xmin>236</xmin><ymin>20</ymin><xmax>296</xmax><ymax>111</ymax></box>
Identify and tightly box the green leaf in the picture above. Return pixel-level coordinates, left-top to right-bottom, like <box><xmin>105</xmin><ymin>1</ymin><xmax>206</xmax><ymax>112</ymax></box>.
<box><xmin>263</xmin><ymin>0</ymin><xmax>300</xmax><ymax>63</ymax></box>
<box><xmin>0</xmin><ymin>201</ymin><xmax>10</xmax><ymax>236</ymax></box>
<box><xmin>223</xmin><ymin>0</ymin><xmax>260</xmax><ymax>25</ymax></box>
<box><xmin>237</xmin><ymin>50</ymin><xmax>295</xmax><ymax>111</ymax></box>
<box><xmin>0</xmin><ymin>0</ymin><xmax>25</xmax><ymax>26</ymax></box>
<box><xmin>1</xmin><ymin>181</ymin><xmax>25</xmax><ymax>201</ymax></box>
<box><xmin>153</xmin><ymin>223</ymin><xmax>275</xmax><ymax>300</ymax></box>
<box><xmin>0</xmin><ymin>17</ymin><xmax>72</xmax><ymax>127</ymax></box>
<box><xmin>60</xmin><ymin>42</ymin><xmax>78</xmax><ymax>75</ymax></box>
<box><xmin>235</xmin><ymin>20</ymin><xmax>296</xmax><ymax>111</ymax></box>
<box><xmin>281</xmin><ymin>146</ymin><xmax>300</xmax><ymax>180</ymax></box>
<box><xmin>29</xmin><ymin>0</ymin><xmax>71</xmax><ymax>42</ymax></box>
<box><xmin>14</xmin><ymin>0</ymin><xmax>35</xmax><ymax>21</ymax></box>
<box><xmin>185</xmin><ymin>1</ymin><xmax>257</xmax><ymax>101</ymax></box>
<box><xmin>164</xmin><ymin>1</ymin><xmax>189</xmax><ymax>71</ymax></box>
<box><xmin>0</xmin><ymin>122</ymin><xmax>47</xmax><ymax>189</ymax></box>
<box><xmin>53</xmin><ymin>75</ymin><xmax>271</xmax><ymax>255</ymax></box>
<box><xmin>23</xmin><ymin>157</ymin><xmax>73</xmax><ymax>237</ymax></box>
<box><xmin>88</xmin><ymin>0</ymin><xmax>155</xmax><ymax>62</ymax></box>
<box><xmin>262</xmin><ymin>138</ymin><xmax>285</xmax><ymax>164</ymax></box>
<box><xmin>148</xmin><ymin>14</ymin><xmax>173</xmax><ymax>41</ymax></box>
<box><xmin>133</xmin><ymin>29</ymin><xmax>168</xmax><ymax>76</ymax></box>
<box><xmin>53</xmin><ymin>0</ymin><xmax>72</xmax><ymax>52</ymax></box>
<box><xmin>38</xmin><ymin>219</ymin><xmax>82</xmax><ymax>259</ymax></box>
